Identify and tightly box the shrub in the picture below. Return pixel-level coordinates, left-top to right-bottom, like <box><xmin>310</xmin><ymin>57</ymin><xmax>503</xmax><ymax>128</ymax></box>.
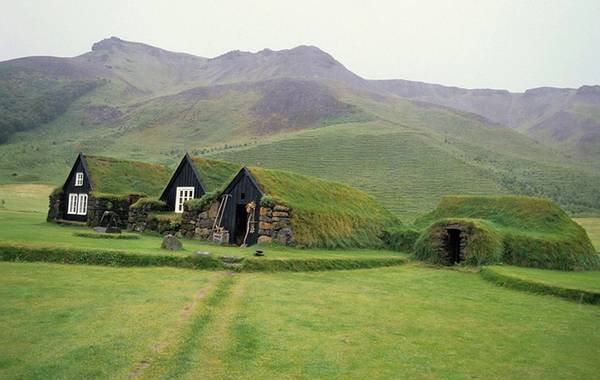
<box><xmin>381</xmin><ymin>226</ymin><xmax>421</xmax><ymax>252</ymax></box>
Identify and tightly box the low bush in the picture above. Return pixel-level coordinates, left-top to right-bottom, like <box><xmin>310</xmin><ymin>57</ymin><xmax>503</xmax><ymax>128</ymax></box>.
<box><xmin>381</xmin><ymin>226</ymin><xmax>420</xmax><ymax>252</ymax></box>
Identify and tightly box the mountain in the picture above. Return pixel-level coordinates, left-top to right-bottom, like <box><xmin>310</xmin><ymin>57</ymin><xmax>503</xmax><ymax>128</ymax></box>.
<box><xmin>1</xmin><ymin>37</ymin><xmax>599</xmax><ymax>220</ymax></box>
<box><xmin>371</xmin><ymin>80</ymin><xmax>600</xmax><ymax>161</ymax></box>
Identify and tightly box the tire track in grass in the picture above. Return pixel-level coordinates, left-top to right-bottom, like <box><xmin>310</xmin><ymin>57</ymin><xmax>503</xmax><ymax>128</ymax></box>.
<box><xmin>128</xmin><ymin>272</ymin><xmax>230</xmax><ymax>379</ymax></box>
<box><xmin>177</xmin><ymin>273</ymin><xmax>251</xmax><ymax>379</ymax></box>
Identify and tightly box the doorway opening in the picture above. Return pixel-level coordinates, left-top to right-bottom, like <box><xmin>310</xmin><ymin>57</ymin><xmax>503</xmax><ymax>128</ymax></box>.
<box><xmin>234</xmin><ymin>204</ymin><xmax>249</xmax><ymax>246</ymax></box>
<box><xmin>444</xmin><ymin>228</ymin><xmax>462</xmax><ymax>265</ymax></box>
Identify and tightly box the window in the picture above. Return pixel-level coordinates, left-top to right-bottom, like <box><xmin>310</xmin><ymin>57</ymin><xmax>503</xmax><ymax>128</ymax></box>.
<box><xmin>175</xmin><ymin>187</ymin><xmax>195</xmax><ymax>213</ymax></box>
<box><xmin>77</xmin><ymin>194</ymin><xmax>88</xmax><ymax>215</ymax></box>
<box><xmin>67</xmin><ymin>194</ymin><xmax>78</xmax><ymax>215</ymax></box>
<box><xmin>75</xmin><ymin>172</ymin><xmax>84</xmax><ymax>187</ymax></box>
<box><xmin>67</xmin><ymin>193</ymin><xmax>88</xmax><ymax>215</ymax></box>
<box><xmin>240</xmin><ymin>192</ymin><xmax>246</xmax><ymax>200</ymax></box>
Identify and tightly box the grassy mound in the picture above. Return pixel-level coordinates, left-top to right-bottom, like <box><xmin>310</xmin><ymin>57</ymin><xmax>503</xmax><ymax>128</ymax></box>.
<box><xmin>415</xmin><ymin>218</ymin><xmax>504</xmax><ymax>266</ymax></box>
<box><xmin>84</xmin><ymin>155</ymin><xmax>172</xmax><ymax>196</ymax></box>
<box><xmin>248</xmin><ymin>166</ymin><xmax>399</xmax><ymax>248</ymax></box>
<box><xmin>414</xmin><ymin>196</ymin><xmax>598</xmax><ymax>270</ymax></box>
<box><xmin>72</xmin><ymin>232</ymin><xmax>140</xmax><ymax>240</ymax></box>
<box><xmin>190</xmin><ymin>156</ymin><xmax>240</xmax><ymax>192</ymax></box>
<box><xmin>481</xmin><ymin>266</ymin><xmax>600</xmax><ymax>304</ymax></box>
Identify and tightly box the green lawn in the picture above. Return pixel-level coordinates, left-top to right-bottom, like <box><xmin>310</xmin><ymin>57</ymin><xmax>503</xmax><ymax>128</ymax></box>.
<box><xmin>0</xmin><ymin>262</ymin><xmax>219</xmax><ymax>379</ymax></box>
<box><xmin>575</xmin><ymin>218</ymin><xmax>600</xmax><ymax>251</ymax></box>
<box><xmin>485</xmin><ymin>265</ymin><xmax>600</xmax><ymax>293</ymax></box>
<box><xmin>139</xmin><ymin>265</ymin><xmax>600</xmax><ymax>379</ymax></box>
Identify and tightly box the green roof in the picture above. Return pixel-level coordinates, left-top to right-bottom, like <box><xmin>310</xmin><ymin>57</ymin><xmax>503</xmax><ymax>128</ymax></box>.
<box><xmin>413</xmin><ymin>196</ymin><xmax>598</xmax><ymax>270</ymax></box>
<box><xmin>247</xmin><ymin>166</ymin><xmax>398</xmax><ymax>248</ymax></box>
<box><xmin>84</xmin><ymin>155</ymin><xmax>172</xmax><ymax>197</ymax></box>
<box><xmin>190</xmin><ymin>157</ymin><xmax>240</xmax><ymax>193</ymax></box>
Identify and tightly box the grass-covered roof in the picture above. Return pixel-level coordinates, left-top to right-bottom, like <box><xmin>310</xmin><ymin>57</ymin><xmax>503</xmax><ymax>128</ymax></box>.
<box><xmin>84</xmin><ymin>155</ymin><xmax>172</xmax><ymax>197</ymax></box>
<box><xmin>414</xmin><ymin>196</ymin><xmax>598</xmax><ymax>270</ymax></box>
<box><xmin>246</xmin><ymin>166</ymin><xmax>398</xmax><ymax>248</ymax></box>
<box><xmin>190</xmin><ymin>157</ymin><xmax>240</xmax><ymax>193</ymax></box>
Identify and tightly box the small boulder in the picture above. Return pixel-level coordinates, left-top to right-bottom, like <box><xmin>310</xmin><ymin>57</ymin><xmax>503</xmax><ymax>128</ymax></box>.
<box><xmin>161</xmin><ymin>234</ymin><xmax>183</xmax><ymax>250</ymax></box>
<box><xmin>195</xmin><ymin>251</ymin><xmax>212</xmax><ymax>257</ymax></box>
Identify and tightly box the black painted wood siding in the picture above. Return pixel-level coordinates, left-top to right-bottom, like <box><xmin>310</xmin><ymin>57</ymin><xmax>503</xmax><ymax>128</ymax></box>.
<box><xmin>62</xmin><ymin>157</ymin><xmax>92</xmax><ymax>222</ymax></box>
<box><xmin>162</xmin><ymin>160</ymin><xmax>205</xmax><ymax>211</ymax></box>
<box><xmin>220</xmin><ymin>172</ymin><xmax>262</xmax><ymax>245</ymax></box>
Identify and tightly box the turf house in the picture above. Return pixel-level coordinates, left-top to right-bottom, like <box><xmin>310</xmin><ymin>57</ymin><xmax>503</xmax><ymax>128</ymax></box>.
<box><xmin>47</xmin><ymin>153</ymin><xmax>172</xmax><ymax>227</ymax></box>
<box><xmin>179</xmin><ymin>165</ymin><xmax>398</xmax><ymax>248</ymax></box>
<box><xmin>159</xmin><ymin>153</ymin><xmax>240</xmax><ymax>213</ymax></box>
<box><xmin>410</xmin><ymin>196</ymin><xmax>599</xmax><ymax>270</ymax></box>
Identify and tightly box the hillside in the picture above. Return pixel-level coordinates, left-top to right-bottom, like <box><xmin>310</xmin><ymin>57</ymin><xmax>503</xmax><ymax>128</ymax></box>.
<box><xmin>372</xmin><ymin>80</ymin><xmax>600</xmax><ymax>163</ymax></box>
<box><xmin>1</xmin><ymin>37</ymin><xmax>599</xmax><ymax>221</ymax></box>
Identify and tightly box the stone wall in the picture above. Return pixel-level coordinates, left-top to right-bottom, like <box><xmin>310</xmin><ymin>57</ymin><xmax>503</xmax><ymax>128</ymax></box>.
<box><xmin>180</xmin><ymin>200</ymin><xmax>220</xmax><ymax>240</ymax></box>
<box><xmin>87</xmin><ymin>196</ymin><xmax>133</xmax><ymax>228</ymax></box>
<box><xmin>178</xmin><ymin>199</ymin><xmax>294</xmax><ymax>246</ymax></box>
<box><xmin>46</xmin><ymin>191</ymin><xmax>62</xmax><ymax>222</ymax></box>
<box><xmin>127</xmin><ymin>200</ymin><xmax>167</xmax><ymax>232</ymax></box>
<box><xmin>257</xmin><ymin>204</ymin><xmax>293</xmax><ymax>245</ymax></box>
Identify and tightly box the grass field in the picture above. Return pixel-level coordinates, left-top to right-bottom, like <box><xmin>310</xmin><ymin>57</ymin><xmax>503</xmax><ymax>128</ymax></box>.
<box><xmin>0</xmin><ymin>262</ymin><xmax>220</xmax><ymax>379</ymax></box>
<box><xmin>1</xmin><ymin>184</ymin><xmax>600</xmax><ymax>379</ymax></box>
<box><xmin>4</xmin><ymin>263</ymin><xmax>596</xmax><ymax>379</ymax></box>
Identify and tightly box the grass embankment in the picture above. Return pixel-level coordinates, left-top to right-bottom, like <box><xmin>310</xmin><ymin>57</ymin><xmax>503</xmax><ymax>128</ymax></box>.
<box><xmin>0</xmin><ymin>262</ymin><xmax>219</xmax><ymax>379</ymax></box>
<box><xmin>248</xmin><ymin>166</ymin><xmax>398</xmax><ymax>248</ymax></box>
<box><xmin>481</xmin><ymin>266</ymin><xmax>600</xmax><ymax>304</ymax></box>
<box><xmin>136</xmin><ymin>265</ymin><xmax>600</xmax><ymax>379</ymax></box>
<box><xmin>414</xmin><ymin>196</ymin><xmax>599</xmax><ymax>270</ymax></box>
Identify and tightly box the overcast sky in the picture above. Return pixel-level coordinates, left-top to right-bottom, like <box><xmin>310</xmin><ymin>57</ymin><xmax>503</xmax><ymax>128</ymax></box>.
<box><xmin>1</xmin><ymin>0</ymin><xmax>598</xmax><ymax>91</ymax></box>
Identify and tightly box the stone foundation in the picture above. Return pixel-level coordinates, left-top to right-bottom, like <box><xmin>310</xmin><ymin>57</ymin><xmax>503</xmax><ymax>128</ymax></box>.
<box><xmin>127</xmin><ymin>199</ymin><xmax>168</xmax><ymax>232</ymax></box>
<box><xmin>178</xmin><ymin>199</ymin><xmax>294</xmax><ymax>246</ymax></box>
<box><xmin>257</xmin><ymin>204</ymin><xmax>293</xmax><ymax>245</ymax></box>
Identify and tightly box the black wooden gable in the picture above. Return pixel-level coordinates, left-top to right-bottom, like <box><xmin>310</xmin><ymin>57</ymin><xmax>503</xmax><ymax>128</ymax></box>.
<box><xmin>160</xmin><ymin>153</ymin><xmax>206</xmax><ymax>210</ymax></box>
<box><xmin>62</xmin><ymin>153</ymin><xmax>93</xmax><ymax>193</ymax></box>
<box><xmin>221</xmin><ymin>167</ymin><xmax>264</xmax><ymax>199</ymax></box>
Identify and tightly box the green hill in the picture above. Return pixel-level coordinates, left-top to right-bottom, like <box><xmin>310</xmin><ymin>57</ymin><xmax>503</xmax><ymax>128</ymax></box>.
<box><xmin>1</xmin><ymin>37</ymin><xmax>599</xmax><ymax>221</ymax></box>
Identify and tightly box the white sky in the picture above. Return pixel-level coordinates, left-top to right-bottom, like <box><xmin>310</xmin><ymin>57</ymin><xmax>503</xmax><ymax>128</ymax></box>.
<box><xmin>1</xmin><ymin>0</ymin><xmax>598</xmax><ymax>91</ymax></box>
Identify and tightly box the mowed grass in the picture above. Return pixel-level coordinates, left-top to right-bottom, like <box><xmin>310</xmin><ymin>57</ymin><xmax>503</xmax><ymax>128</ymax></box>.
<box><xmin>575</xmin><ymin>218</ymin><xmax>600</xmax><ymax>251</ymax></box>
<box><xmin>144</xmin><ymin>265</ymin><xmax>600</xmax><ymax>379</ymax></box>
<box><xmin>0</xmin><ymin>262</ymin><xmax>218</xmax><ymax>379</ymax></box>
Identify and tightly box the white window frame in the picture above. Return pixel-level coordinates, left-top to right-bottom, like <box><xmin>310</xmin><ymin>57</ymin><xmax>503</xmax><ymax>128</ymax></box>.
<box><xmin>75</xmin><ymin>172</ymin><xmax>84</xmax><ymax>187</ymax></box>
<box><xmin>175</xmin><ymin>187</ymin><xmax>195</xmax><ymax>213</ymax></box>
<box><xmin>77</xmin><ymin>194</ymin><xmax>88</xmax><ymax>215</ymax></box>
<box><xmin>67</xmin><ymin>193</ymin><xmax>78</xmax><ymax>215</ymax></box>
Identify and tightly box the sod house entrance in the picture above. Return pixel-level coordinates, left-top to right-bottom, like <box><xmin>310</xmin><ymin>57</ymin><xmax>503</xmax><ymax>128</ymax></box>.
<box><xmin>443</xmin><ymin>228</ymin><xmax>463</xmax><ymax>265</ymax></box>
<box><xmin>234</xmin><ymin>204</ymin><xmax>249</xmax><ymax>246</ymax></box>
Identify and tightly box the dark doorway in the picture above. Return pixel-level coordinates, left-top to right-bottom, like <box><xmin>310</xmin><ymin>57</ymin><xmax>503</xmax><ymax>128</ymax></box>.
<box><xmin>234</xmin><ymin>204</ymin><xmax>249</xmax><ymax>246</ymax></box>
<box><xmin>445</xmin><ymin>228</ymin><xmax>462</xmax><ymax>265</ymax></box>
